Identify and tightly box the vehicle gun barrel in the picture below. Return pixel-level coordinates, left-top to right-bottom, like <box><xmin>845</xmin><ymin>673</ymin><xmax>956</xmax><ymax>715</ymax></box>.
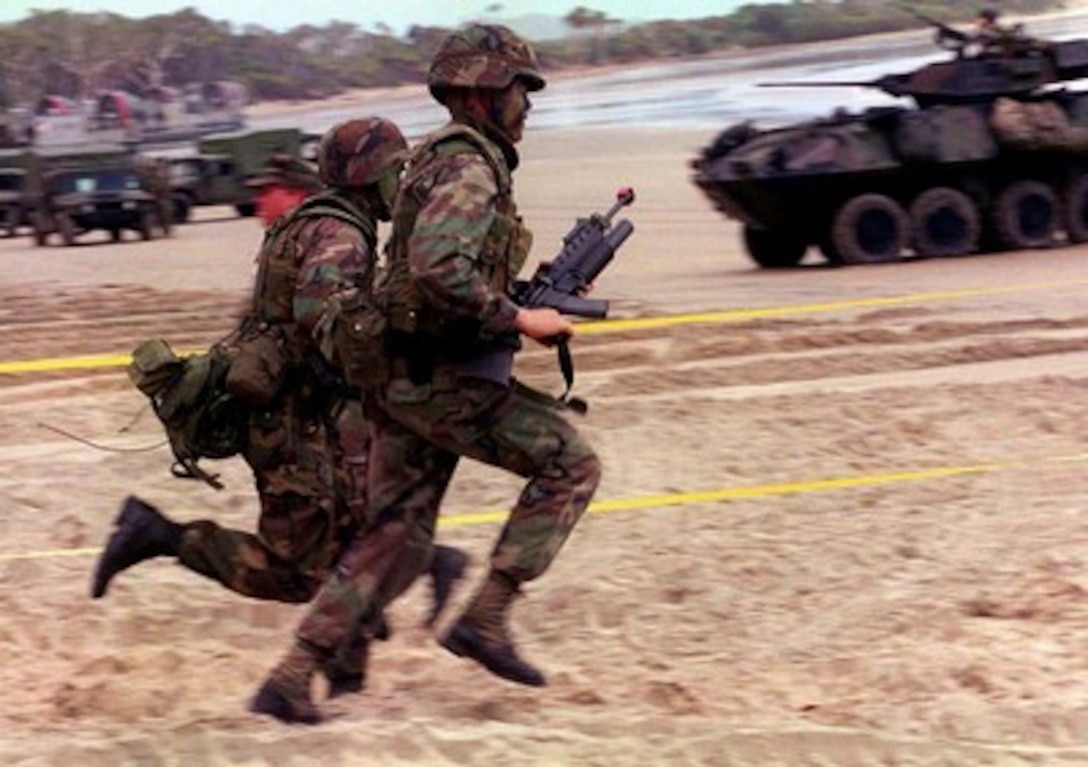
<box><xmin>758</xmin><ymin>81</ymin><xmax>882</xmax><ymax>88</ymax></box>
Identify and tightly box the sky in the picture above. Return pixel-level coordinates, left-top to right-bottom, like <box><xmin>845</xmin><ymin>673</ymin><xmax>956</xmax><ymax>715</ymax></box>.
<box><xmin>0</xmin><ymin>1</ymin><xmax>747</xmax><ymax>35</ymax></box>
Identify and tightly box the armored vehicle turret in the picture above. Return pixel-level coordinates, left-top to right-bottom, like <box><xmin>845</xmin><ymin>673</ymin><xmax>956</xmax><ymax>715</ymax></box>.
<box><xmin>692</xmin><ymin>27</ymin><xmax>1088</xmax><ymax>267</ymax></box>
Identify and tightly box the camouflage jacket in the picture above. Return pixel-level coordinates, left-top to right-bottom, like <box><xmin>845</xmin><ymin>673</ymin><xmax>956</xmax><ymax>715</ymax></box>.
<box><xmin>250</xmin><ymin>191</ymin><xmax>379</xmax><ymax>368</ymax></box>
<box><xmin>383</xmin><ymin>121</ymin><xmax>532</xmax><ymax>356</ymax></box>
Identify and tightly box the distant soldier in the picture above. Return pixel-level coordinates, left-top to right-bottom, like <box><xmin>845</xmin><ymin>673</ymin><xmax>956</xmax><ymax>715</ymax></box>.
<box><xmin>245</xmin><ymin>153</ymin><xmax>323</xmax><ymax>227</ymax></box>
<box><xmin>970</xmin><ymin>8</ymin><xmax>1045</xmax><ymax>57</ymax></box>
<box><xmin>135</xmin><ymin>155</ymin><xmax>174</xmax><ymax>236</ymax></box>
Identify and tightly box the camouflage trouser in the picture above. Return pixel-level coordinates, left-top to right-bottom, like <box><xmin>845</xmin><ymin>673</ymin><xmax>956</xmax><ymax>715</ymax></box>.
<box><xmin>295</xmin><ymin>372</ymin><xmax>601</xmax><ymax>651</ymax></box>
<box><xmin>176</xmin><ymin>393</ymin><xmax>369</xmax><ymax>602</ymax></box>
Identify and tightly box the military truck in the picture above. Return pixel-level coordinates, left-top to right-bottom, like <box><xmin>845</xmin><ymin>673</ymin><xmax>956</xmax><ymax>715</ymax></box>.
<box><xmin>162</xmin><ymin>127</ymin><xmax>318</xmax><ymax>223</ymax></box>
<box><xmin>692</xmin><ymin>25</ymin><xmax>1088</xmax><ymax>267</ymax></box>
<box><xmin>26</xmin><ymin>144</ymin><xmax>167</xmax><ymax>246</ymax></box>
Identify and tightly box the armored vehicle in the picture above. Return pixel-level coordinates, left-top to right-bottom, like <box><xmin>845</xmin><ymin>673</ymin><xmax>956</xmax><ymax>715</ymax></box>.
<box><xmin>161</xmin><ymin>127</ymin><xmax>317</xmax><ymax>222</ymax></box>
<box><xmin>692</xmin><ymin>25</ymin><xmax>1088</xmax><ymax>267</ymax></box>
<box><xmin>27</xmin><ymin>145</ymin><xmax>166</xmax><ymax>246</ymax></box>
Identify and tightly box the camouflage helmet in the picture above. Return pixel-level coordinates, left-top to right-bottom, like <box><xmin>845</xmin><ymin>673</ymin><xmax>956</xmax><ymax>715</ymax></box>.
<box><xmin>317</xmin><ymin>117</ymin><xmax>408</xmax><ymax>189</ymax></box>
<box><xmin>428</xmin><ymin>23</ymin><xmax>546</xmax><ymax>104</ymax></box>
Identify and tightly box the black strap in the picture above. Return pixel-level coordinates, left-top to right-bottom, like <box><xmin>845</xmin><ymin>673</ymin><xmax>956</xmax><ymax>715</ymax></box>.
<box><xmin>171</xmin><ymin>455</ymin><xmax>224</xmax><ymax>490</ymax></box>
<box><xmin>554</xmin><ymin>337</ymin><xmax>588</xmax><ymax>415</ymax></box>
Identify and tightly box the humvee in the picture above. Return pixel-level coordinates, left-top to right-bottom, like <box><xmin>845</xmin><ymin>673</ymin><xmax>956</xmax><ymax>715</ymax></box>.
<box><xmin>27</xmin><ymin>145</ymin><xmax>167</xmax><ymax>246</ymax></box>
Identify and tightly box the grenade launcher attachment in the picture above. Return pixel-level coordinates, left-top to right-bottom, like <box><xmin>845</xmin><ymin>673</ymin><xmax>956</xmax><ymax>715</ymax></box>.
<box><xmin>516</xmin><ymin>186</ymin><xmax>635</xmax><ymax>318</ymax></box>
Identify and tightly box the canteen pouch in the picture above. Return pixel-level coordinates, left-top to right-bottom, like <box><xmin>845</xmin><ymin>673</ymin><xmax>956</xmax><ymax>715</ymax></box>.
<box><xmin>324</xmin><ymin>287</ymin><xmax>391</xmax><ymax>389</ymax></box>
<box><xmin>225</xmin><ymin>329</ymin><xmax>289</xmax><ymax>408</ymax></box>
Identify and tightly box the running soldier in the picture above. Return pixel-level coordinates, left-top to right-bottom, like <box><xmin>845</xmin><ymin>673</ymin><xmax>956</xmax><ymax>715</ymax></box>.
<box><xmin>92</xmin><ymin>117</ymin><xmax>468</xmax><ymax>696</ymax></box>
<box><xmin>251</xmin><ymin>24</ymin><xmax>602</xmax><ymax>723</ymax></box>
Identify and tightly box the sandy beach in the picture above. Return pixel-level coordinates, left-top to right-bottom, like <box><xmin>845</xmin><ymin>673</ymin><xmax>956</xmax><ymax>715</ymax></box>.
<box><xmin>5</xmin><ymin>102</ymin><xmax>1088</xmax><ymax>765</ymax></box>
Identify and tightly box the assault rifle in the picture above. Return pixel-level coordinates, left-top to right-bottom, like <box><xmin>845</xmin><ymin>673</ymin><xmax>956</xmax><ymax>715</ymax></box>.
<box><xmin>515</xmin><ymin>187</ymin><xmax>636</xmax><ymax>411</ymax></box>
<box><xmin>516</xmin><ymin>187</ymin><xmax>636</xmax><ymax>319</ymax></box>
<box><xmin>897</xmin><ymin>5</ymin><xmax>971</xmax><ymax>52</ymax></box>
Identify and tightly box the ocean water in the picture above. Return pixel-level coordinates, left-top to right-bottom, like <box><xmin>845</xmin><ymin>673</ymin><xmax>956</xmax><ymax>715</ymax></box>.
<box><xmin>252</xmin><ymin>9</ymin><xmax>1088</xmax><ymax>138</ymax></box>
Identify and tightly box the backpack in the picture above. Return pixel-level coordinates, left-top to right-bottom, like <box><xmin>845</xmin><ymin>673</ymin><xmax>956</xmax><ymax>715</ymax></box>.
<box><xmin>128</xmin><ymin>338</ymin><xmax>248</xmax><ymax>489</ymax></box>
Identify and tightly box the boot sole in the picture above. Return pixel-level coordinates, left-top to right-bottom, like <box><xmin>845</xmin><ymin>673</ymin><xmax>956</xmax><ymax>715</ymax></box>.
<box><xmin>249</xmin><ymin>682</ymin><xmax>322</xmax><ymax>724</ymax></box>
<box><xmin>440</xmin><ymin>624</ymin><xmax>547</xmax><ymax>687</ymax></box>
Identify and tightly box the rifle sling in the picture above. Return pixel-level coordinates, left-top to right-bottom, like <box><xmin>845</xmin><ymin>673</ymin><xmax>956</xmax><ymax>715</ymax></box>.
<box><xmin>554</xmin><ymin>337</ymin><xmax>588</xmax><ymax>415</ymax></box>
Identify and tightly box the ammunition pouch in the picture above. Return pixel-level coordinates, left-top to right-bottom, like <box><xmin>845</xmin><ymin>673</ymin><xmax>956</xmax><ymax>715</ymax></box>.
<box><xmin>224</xmin><ymin>325</ymin><xmax>292</xmax><ymax>408</ymax></box>
<box><xmin>324</xmin><ymin>287</ymin><xmax>392</xmax><ymax>390</ymax></box>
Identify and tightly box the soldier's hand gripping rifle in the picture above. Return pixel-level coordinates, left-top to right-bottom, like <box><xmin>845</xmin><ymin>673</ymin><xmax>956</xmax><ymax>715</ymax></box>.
<box><xmin>514</xmin><ymin>187</ymin><xmax>636</xmax><ymax>410</ymax></box>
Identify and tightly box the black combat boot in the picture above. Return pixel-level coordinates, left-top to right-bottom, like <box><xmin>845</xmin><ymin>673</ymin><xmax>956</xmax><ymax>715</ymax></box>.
<box><xmin>91</xmin><ymin>496</ymin><xmax>183</xmax><ymax>598</ymax></box>
<box><xmin>424</xmin><ymin>544</ymin><xmax>470</xmax><ymax>628</ymax></box>
<box><xmin>439</xmin><ymin>571</ymin><xmax>546</xmax><ymax>687</ymax></box>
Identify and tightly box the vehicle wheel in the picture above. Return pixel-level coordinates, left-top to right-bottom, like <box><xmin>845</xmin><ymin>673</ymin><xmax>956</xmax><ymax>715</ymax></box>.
<box><xmin>58</xmin><ymin>214</ymin><xmax>76</xmax><ymax>246</ymax></box>
<box><xmin>1063</xmin><ymin>172</ymin><xmax>1088</xmax><ymax>243</ymax></box>
<box><xmin>831</xmin><ymin>194</ymin><xmax>911</xmax><ymax>265</ymax></box>
<box><xmin>235</xmin><ymin>202</ymin><xmax>257</xmax><ymax>217</ymax></box>
<box><xmin>991</xmin><ymin>179</ymin><xmax>1059</xmax><ymax>250</ymax></box>
<box><xmin>742</xmin><ymin>225</ymin><xmax>807</xmax><ymax>268</ymax></box>
<box><xmin>1</xmin><ymin>208</ymin><xmax>15</xmax><ymax>237</ymax></box>
<box><xmin>909</xmin><ymin>187</ymin><xmax>980</xmax><ymax>257</ymax></box>
<box><xmin>172</xmin><ymin>196</ymin><xmax>192</xmax><ymax>224</ymax></box>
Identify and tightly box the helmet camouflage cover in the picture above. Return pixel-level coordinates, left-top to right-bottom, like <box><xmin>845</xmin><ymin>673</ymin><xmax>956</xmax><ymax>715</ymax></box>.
<box><xmin>428</xmin><ymin>23</ymin><xmax>546</xmax><ymax>103</ymax></box>
<box><xmin>317</xmin><ymin>117</ymin><xmax>408</xmax><ymax>188</ymax></box>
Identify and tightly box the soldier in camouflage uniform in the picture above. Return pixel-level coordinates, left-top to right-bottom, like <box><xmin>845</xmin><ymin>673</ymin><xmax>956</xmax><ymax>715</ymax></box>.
<box><xmin>250</xmin><ymin>24</ymin><xmax>602</xmax><ymax>724</ymax></box>
<box><xmin>91</xmin><ymin>117</ymin><xmax>468</xmax><ymax>698</ymax></box>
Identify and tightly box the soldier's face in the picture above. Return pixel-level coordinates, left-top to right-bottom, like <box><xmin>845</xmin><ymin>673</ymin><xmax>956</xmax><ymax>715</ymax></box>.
<box><xmin>494</xmin><ymin>80</ymin><xmax>531</xmax><ymax>143</ymax></box>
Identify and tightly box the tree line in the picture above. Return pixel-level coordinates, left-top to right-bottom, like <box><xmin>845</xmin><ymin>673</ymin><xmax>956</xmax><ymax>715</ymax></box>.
<box><xmin>0</xmin><ymin>1</ymin><xmax>1060</xmax><ymax>108</ymax></box>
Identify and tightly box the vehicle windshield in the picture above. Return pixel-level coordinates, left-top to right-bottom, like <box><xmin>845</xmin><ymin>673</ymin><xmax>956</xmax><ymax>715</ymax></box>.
<box><xmin>55</xmin><ymin>170</ymin><xmax>140</xmax><ymax>193</ymax></box>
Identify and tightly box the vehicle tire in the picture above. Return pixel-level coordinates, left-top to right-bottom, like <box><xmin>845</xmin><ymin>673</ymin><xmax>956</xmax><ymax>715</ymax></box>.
<box><xmin>58</xmin><ymin>214</ymin><xmax>76</xmax><ymax>246</ymax></box>
<box><xmin>909</xmin><ymin>187</ymin><xmax>980</xmax><ymax>257</ymax></box>
<box><xmin>235</xmin><ymin>202</ymin><xmax>257</xmax><ymax>217</ymax></box>
<box><xmin>172</xmin><ymin>196</ymin><xmax>192</xmax><ymax>224</ymax></box>
<box><xmin>991</xmin><ymin>179</ymin><xmax>1059</xmax><ymax>250</ymax></box>
<box><xmin>1063</xmin><ymin>172</ymin><xmax>1088</xmax><ymax>244</ymax></box>
<box><xmin>831</xmin><ymin>193</ymin><xmax>911</xmax><ymax>265</ymax></box>
<box><xmin>1</xmin><ymin>207</ymin><xmax>15</xmax><ymax>237</ymax></box>
<box><xmin>742</xmin><ymin>225</ymin><xmax>807</xmax><ymax>268</ymax></box>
